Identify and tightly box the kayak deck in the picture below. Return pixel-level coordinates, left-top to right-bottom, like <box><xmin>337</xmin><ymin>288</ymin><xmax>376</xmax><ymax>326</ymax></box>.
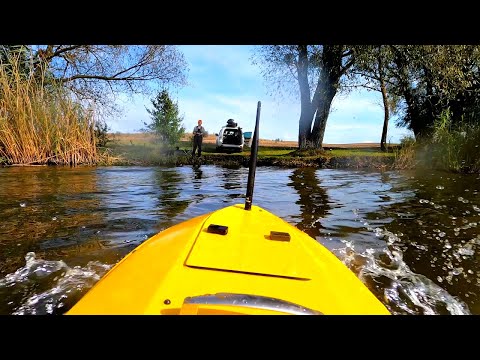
<box><xmin>67</xmin><ymin>204</ymin><xmax>390</xmax><ymax>315</ymax></box>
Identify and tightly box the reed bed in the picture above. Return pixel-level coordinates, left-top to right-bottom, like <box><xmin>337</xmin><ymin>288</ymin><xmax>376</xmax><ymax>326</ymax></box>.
<box><xmin>0</xmin><ymin>56</ymin><xmax>97</xmax><ymax>166</ymax></box>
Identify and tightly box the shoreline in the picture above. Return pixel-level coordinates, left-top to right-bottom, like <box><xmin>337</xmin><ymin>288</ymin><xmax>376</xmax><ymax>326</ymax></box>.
<box><xmin>99</xmin><ymin>153</ymin><xmax>396</xmax><ymax>170</ymax></box>
<box><xmin>1</xmin><ymin>132</ymin><xmax>401</xmax><ymax>169</ymax></box>
<box><xmin>99</xmin><ymin>133</ymin><xmax>398</xmax><ymax>169</ymax></box>
<box><xmin>1</xmin><ymin>148</ymin><xmax>398</xmax><ymax>170</ymax></box>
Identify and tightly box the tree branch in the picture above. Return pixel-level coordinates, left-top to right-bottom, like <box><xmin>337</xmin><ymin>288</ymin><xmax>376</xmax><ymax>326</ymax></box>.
<box><xmin>58</xmin><ymin>74</ymin><xmax>158</xmax><ymax>83</ymax></box>
<box><xmin>50</xmin><ymin>45</ymin><xmax>83</xmax><ymax>60</ymax></box>
<box><xmin>340</xmin><ymin>56</ymin><xmax>355</xmax><ymax>76</ymax></box>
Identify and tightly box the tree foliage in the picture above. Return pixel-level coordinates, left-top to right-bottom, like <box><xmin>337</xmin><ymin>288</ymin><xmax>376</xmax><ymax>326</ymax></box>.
<box><xmin>352</xmin><ymin>45</ymin><xmax>402</xmax><ymax>150</ymax></box>
<box><xmin>384</xmin><ymin>45</ymin><xmax>480</xmax><ymax>138</ymax></box>
<box><xmin>12</xmin><ymin>45</ymin><xmax>188</xmax><ymax>117</ymax></box>
<box><xmin>144</xmin><ymin>89</ymin><xmax>185</xmax><ymax>147</ymax></box>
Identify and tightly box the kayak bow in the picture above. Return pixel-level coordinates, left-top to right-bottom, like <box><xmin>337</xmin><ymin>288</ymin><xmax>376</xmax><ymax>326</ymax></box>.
<box><xmin>67</xmin><ymin>101</ymin><xmax>390</xmax><ymax>315</ymax></box>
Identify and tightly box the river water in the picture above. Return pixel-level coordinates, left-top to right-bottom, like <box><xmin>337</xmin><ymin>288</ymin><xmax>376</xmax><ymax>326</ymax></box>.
<box><xmin>1</xmin><ymin>165</ymin><xmax>479</xmax><ymax>315</ymax></box>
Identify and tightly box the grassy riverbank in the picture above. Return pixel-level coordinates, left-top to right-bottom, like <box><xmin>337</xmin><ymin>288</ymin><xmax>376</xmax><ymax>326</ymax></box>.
<box><xmin>102</xmin><ymin>133</ymin><xmax>397</xmax><ymax>169</ymax></box>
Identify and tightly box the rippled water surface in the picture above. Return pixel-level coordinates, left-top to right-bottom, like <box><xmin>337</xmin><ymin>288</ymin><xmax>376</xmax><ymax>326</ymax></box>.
<box><xmin>1</xmin><ymin>165</ymin><xmax>479</xmax><ymax>315</ymax></box>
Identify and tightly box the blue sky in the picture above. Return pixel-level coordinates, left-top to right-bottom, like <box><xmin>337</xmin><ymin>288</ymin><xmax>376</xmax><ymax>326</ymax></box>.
<box><xmin>107</xmin><ymin>45</ymin><xmax>413</xmax><ymax>144</ymax></box>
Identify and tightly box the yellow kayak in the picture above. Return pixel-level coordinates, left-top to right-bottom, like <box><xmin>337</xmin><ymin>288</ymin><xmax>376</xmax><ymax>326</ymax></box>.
<box><xmin>67</xmin><ymin>101</ymin><xmax>390</xmax><ymax>315</ymax></box>
<box><xmin>67</xmin><ymin>204</ymin><xmax>389</xmax><ymax>315</ymax></box>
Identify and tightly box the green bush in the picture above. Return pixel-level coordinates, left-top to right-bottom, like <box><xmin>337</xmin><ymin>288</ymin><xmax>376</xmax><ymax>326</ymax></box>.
<box><xmin>424</xmin><ymin>110</ymin><xmax>480</xmax><ymax>172</ymax></box>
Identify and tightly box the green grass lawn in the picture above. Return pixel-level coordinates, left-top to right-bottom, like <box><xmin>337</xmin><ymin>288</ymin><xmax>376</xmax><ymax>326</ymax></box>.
<box><xmin>327</xmin><ymin>148</ymin><xmax>395</xmax><ymax>157</ymax></box>
<box><xmin>107</xmin><ymin>136</ymin><xmax>297</xmax><ymax>159</ymax></box>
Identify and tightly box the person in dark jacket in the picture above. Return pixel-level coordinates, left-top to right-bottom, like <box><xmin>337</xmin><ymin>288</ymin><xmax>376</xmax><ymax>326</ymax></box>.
<box><xmin>192</xmin><ymin>119</ymin><xmax>206</xmax><ymax>157</ymax></box>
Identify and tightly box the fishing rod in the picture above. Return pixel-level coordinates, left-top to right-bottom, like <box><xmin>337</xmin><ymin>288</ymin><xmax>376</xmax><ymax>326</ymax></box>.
<box><xmin>244</xmin><ymin>101</ymin><xmax>261</xmax><ymax>211</ymax></box>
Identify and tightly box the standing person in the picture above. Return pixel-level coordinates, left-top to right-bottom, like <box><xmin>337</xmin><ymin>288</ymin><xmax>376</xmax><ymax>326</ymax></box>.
<box><xmin>192</xmin><ymin>119</ymin><xmax>206</xmax><ymax>157</ymax></box>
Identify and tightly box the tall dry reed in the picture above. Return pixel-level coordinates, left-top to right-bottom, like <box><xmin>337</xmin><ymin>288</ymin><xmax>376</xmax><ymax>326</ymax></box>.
<box><xmin>392</xmin><ymin>134</ymin><xmax>418</xmax><ymax>170</ymax></box>
<box><xmin>0</xmin><ymin>55</ymin><xmax>96</xmax><ymax>165</ymax></box>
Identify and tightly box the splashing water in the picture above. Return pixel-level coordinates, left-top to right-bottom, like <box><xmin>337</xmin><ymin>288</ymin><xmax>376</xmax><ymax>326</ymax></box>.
<box><xmin>331</xmin><ymin>201</ymin><xmax>473</xmax><ymax>315</ymax></box>
<box><xmin>0</xmin><ymin>252</ymin><xmax>111</xmax><ymax>315</ymax></box>
<box><xmin>333</xmin><ymin>240</ymin><xmax>470</xmax><ymax>315</ymax></box>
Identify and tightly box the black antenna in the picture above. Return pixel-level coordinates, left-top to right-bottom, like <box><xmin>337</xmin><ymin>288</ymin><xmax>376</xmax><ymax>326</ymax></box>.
<box><xmin>245</xmin><ymin>101</ymin><xmax>261</xmax><ymax>211</ymax></box>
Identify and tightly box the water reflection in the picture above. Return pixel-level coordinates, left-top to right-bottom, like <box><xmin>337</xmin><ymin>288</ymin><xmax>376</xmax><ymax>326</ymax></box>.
<box><xmin>193</xmin><ymin>164</ymin><xmax>203</xmax><ymax>179</ymax></box>
<box><xmin>153</xmin><ymin>168</ymin><xmax>191</xmax><ymax>229</ymax></box>
<box><xmin>219</xmin><ymin>165</ymin><xmax>245</xmax><ymax>202</ymax></box>
<box><xmin>0</xmin><ymin>167</ymin><xmax>113</xmax><ymax>315</ymax></box>
<box><xmin>287</xmin><ymin>168</ymin><xmax>330</xmax><ymax>239</ymax></box>
<box><xmin>0</xmin><ymin>167</ymin><xmax>106</xmax><ymax>275</ymax></box>
<box><xmin>221</xmin><ymin>165</ymin><xmax>244</xmax><ymax>190</ymax></box>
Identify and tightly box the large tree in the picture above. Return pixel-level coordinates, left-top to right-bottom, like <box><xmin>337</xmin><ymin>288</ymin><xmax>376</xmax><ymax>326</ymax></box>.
<box><xmin>352</xmin><ymin>45</ymin><xmax>400</xmax><ymax>151</ymax></box>
<box><xmin>25</xmin><ymin>45</ymin><xmax>188</xmax><ymax>117</ymax></box>
<box><xmin>253</xmin><ymin>45</ymin><xmax>357</xmax><ymax>150</ymax></box>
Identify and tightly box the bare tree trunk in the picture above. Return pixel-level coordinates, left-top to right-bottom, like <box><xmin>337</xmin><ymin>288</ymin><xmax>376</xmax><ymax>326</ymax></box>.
<box><xmin>310</xmin><ymin>46</ymin><xmax>343</xmax><ymax>149</ymax></box>
<box><xmin>379</xmin><ymin>56</ymin><xmax>389</xmax><ymax>152</ymax></box>
<box><xmin>297</xmin><ymin>45</ymin><xmax>314</xmax><ymax>149</ymax></box>
<box><xmin>380</xmin><ymin>84</ymin><xmax>389</xmax><ymax>151</ymax></box>
<box><xmin>294</xmin><ymin>45</ymin><xmax>354</xmax><ymax>149</ymax></box>
<box><xmin>289</xmin><ymin>168</ymin><xmax>330</xmax><ymax>239</ymax></box>
<box><xmin>310</xmin><ymin>84</ymin><xmax>336</xmax><ymax>149</ymax></box>
<box><xmin>299</xmin><ymin>110</ymin><xmax>314</xmax><ymax>149</ymax></box>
